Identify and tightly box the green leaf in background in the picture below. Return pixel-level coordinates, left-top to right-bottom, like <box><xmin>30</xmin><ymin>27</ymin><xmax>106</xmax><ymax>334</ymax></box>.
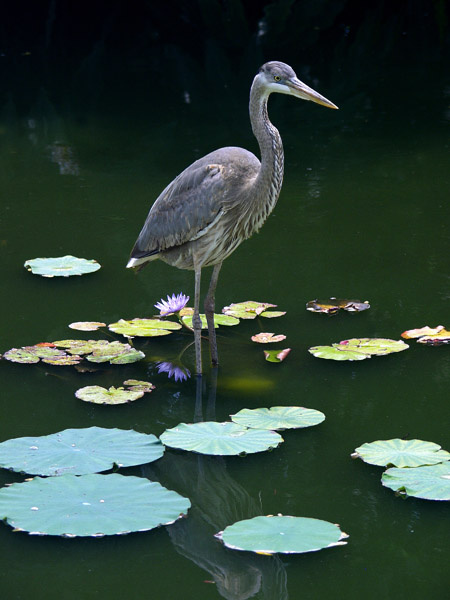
<box><xmin>215</xmin><ymin>515</ymin><xmax>348</xmax><ymax>554</ymax></box>
<box><xmin>108</xmin><ymin>318</ymin><xmax>182</xmax><ymax>337</ymax></box>
<box><xmin>24</xmin><ymin>255</ymin><xmax>101</xmax><ymax>277</ymax></box>
<box><xmin>381</xmin><ymin>463</ymin><xmax>450</xmax><ymax>501</ymax></box>
<box><xmin>179</xmin><ymin>310</ymin><xmax>239</xmax><ymax>329</ymax></box>
<box><xmin>231</xmin><ymin>406</ymin><xmax>325</xmax><ymax>430</ymax></box>
<box><xmin>75</xmin><ymin>386</ymin><xmax>147</xmax><ymax>405</ymax></box>
<box><xmin>0</xmin><ymin>427</ymin><xmax>164</xmax><ymax>476</ymax></box>
<box><xmin>352</xmin><ymin>439</ymin><xmax>450</xmax><ymax>468</ymax></box>
<box><xmin>309</xmin><ymin>338</ymin><xmax>409</xmax><ymax>361</ymax></box>
<box><xmin>160</xmin><ymin>421</ymin><xmax>283</xmax><ymax>455</ymax></box>
<box><xmin>0</xmin><ymin>474</ymin><xmax>190</xmax><ymax>536</ymax></box>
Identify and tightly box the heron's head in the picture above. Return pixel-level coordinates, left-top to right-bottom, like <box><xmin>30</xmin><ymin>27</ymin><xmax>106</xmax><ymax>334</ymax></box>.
<box><xmin>257</xmin><ymin>61</ymin><xmax>338</xmax><ymax>109</ymax></box>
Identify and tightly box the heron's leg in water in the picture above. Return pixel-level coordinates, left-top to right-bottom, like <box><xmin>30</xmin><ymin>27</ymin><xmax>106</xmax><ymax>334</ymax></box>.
<box><xmin>193</xmin><ymin>267</ymin><xmax>203</xmax><ymax>375</ymax></box>
<box><xmin>204</xmin><ymin>262</ymin><xmax>222</xmax><ymax>366</ymax></box>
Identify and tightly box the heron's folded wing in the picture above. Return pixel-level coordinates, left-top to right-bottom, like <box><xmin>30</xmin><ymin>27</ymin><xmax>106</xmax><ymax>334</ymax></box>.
<box><xmin>131</xmin><ymin>162</ymin><xmax>229</xmax><ymax>257</ymax></box>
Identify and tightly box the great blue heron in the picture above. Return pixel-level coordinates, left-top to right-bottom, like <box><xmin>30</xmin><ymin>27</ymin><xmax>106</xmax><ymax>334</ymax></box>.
<box><xmin>127</xmin><ymin>61</ymin><xmax>337</xmax><ymax>374</ymax></box>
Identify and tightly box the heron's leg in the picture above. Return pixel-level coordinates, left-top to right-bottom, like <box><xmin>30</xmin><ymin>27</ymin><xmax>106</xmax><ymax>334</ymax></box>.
<box><xmin>204</xmin><ymin>262</ymin><xmax>222</xmax><ymax>366</ymax></box>
<box><xmin>193</xmin><ymin>267</ymin><xmax>203</xmax><ymax>375</ymax></box>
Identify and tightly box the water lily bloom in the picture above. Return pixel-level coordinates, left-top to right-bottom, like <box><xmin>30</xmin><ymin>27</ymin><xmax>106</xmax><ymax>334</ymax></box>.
<box><xmin>156</xmin><ymin>361</ymin><xmax>191</xmax><ymax>382</ymax></box>
<box><xmin>154</xmin><ymin>293</ymin><xmax>190</xmax><ymax>316</ymax></box>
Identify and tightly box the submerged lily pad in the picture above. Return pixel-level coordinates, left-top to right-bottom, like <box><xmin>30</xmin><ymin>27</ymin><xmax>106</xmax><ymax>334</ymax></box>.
<box><xmin>24</xmin><ymin>255</ymin><xmax>100</xmax><ymax>277</ymax></box>
<box><xmin>75</xmin><ymin>386</ymin><xmax>146</xmax><ymax>405</ymax></box>
<box><xmin>215</xmin><ymin>515</ymin><xmax>348</xmax><ymax>555</ymax></box>
<box><xmin>309</xmin><ymin>338</ymin><xmax>409</xmax><ymax>361</ymax></box>
<box><xmin>381</xmin><ymin>462</ymin><xmax>450</xmax><ymax>501</ymax></box>
<box><xmin>251</xmin><ymin>333</ymin><xmax>286</xmax><ymax>344</ymax></box>
<box><xmin>306</xmin><ymin>298</ymin><xmax>370</xmax><ymax>314</ymax></box>
<box><xmin>0</xmin><ymin>474</ymin><xmax>191</xmax><ymax>536</ymax></box>
<box><xmin>231</xmin><ymin>406</ymin><xmax>325</xmax><ymax>431</ymax></box>
<box><xmin>108</xmin><ymin>318</ymin><xmax>182</xmax><ymax>338</ymax></box>
<box><xmin>263</xmin><ymin>348</ymin><xmax>291</xmax><ymax>363</ymax></box>
<box><xmin>352</xmin><ymin>439</ymin><xmax>450</xmax><ymax>468</ymax></box>
<box><xmin>179</xmin><ymin>308</ymin><xmax>239</xmax><ymax>329</ymax></box>
<box><xmin>160</xmin><ymin>421</ymin><xmax>283</xmax><ymax>456</ymax></box>
<box><xmin>0</xmin><ymin>427</ymin><xmax>163</xmax><ymax>476</ymax></box>
<box><xmin>69</xmin><ymin>322</ymin><xmax>106</xmax><ymax>331</ymax></box>
<box><xmin>222</xmin><ymin>301</ymin><xmax>285</xmax><ymax>320</ymax></box>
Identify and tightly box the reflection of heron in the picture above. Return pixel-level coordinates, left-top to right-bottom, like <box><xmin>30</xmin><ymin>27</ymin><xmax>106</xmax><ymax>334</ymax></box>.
<box><xmin>127</xmin><ymin>61</ymin><xmax>337</xmax><ymax>374</ymax></box>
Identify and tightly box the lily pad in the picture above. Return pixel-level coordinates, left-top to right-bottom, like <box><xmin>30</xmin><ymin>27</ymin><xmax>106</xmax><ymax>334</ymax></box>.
<box><xmin>0</xmin><ymin>427</ymin><xmax>164</xmax><ymax>476</ymax></box>
<box><xmin>108</xmin><ymin>318</ymin><xmax>182</xmax><ymax>338</ymax></box>
<box><xmin>123</xmin><ymin>379</ymin><xmax>155</xmax><ymax>393</ymax></box>
<box><xmin>263</xmin><ymin>348</ymin><xmax>291</xmax><ymax>363</ymax></box>
<box><xmin>69</xmin><ymin>322</ymin><xmax>106</xmax><ymax>331</ymax></box>
<box><xmin>251</xmin><ymin>333</ymin><xmax>286</xmax><ymax>344</ymax></box>
<box><xmin>53</xmin><ymin>339</ymin><xmax>108</xmax><ymax>355</ymax></box>
<box><xmin>179</xmin><ymin>309</ymin><xmax>239</xmax><ymax>329</ymax></box>
<box><xmin>306</xmin><ymin>298</ymin><xmax>370</xmax><ymax>314</ymax></box>
<box><xmin>222</xmin><ymin>301</ymin><xmax>284</xmax><ymax>320</ymax></box>
<box><xmin>75</xmin><ymin>386</ymin><xmax>146</xmax><ymax>405</ymax></box>
<box><xmin>309</xmin><ymin>338</ymin><xmax>409</xmax><ymax>361</ymax></box>
<box><xmin>24</xmin><ymin>255</ymin><xmax>100</xmax><ymax>277</ymax></box>
<box><xmin>401</xmin><ymin>325</ymin><xmax>450</xmax><ymax>345</ymax></box>
<box><xmin>231</xmin><ymin>406</ymin><xmax>325</xmax><ymax>431</ymax></box>
<box><xmin>352</xmin><ymin>439</ymin><xmax>450</xmax><ymax>468</ymax></box>
<box><xmin>85</xmin><ymin>341</ymin><xmax>144</xmax><ymax>364</ymax></box>
<box><xmin>0</xmin><ymin>474</ymin><xmax>191</xmax><ymax>536</ymax></box>
<box><xmin>3</xmin><ymin>344</ymin><xmax>81</xmax><ymax>365</ymax></box>
<box><xmin>215</xmin><ymin>515</ymin><xmax>348</xmax><ymax>554</ymax></box>
<box><xmin>381</xmin><ymin>462</ymin><xmax>450</xmax><ymax>501</ymax></box>
<box><xmin>160</xmin><ymin>421</ymin><xmax>283</xmax><ymax>456</ymax></box>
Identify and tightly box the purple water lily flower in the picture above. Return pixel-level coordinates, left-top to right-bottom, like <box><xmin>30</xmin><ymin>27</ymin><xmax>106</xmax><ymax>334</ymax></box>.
<box><xmin>155</xmin><ymin>292</ymin><xmax>190</xmax><ymax>316</ymax></box>
<box><xmin>156</xmin><ymin>361</ymin><xmax>191</xmax><ymax>382</ymax></box>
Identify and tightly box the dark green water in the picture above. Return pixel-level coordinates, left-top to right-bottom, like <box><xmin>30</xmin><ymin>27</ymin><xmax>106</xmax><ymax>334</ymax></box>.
<box><xmin>0</xmin><ymin>61</ymin><xmax>448</xmax><ymax>600</ymax></box>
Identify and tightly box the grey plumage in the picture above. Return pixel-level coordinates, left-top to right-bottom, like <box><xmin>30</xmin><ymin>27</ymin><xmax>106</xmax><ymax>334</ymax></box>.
<box><xmin>127</xmin><ymin>61</ymin><xmax>337</xmax><ymax>374</ymax></box>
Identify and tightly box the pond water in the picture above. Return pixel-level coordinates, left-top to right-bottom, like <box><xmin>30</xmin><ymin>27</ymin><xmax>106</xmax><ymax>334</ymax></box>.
<box><xmin>0</xmin><ymin>58</ymin><xmax>448</xmax><ymax>600</ymax></box>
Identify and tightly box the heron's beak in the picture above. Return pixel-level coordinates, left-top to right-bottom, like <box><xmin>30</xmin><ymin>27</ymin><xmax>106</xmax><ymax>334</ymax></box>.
<box><xmin>288</xmin><ymin>77</ymin><xmax>338</xmax><ymax>109</ymax></box>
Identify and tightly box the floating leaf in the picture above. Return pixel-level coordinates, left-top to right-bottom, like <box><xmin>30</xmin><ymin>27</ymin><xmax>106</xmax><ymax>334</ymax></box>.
<box><xmin>309</xmin><ymin>338</ymin><xmax>409</xmax><ymax>361</ymax></box>
<box><xmin>108</xmin><ymin>318</ymin><xmax>182</xmax><ymax>338</ymax></box>
<box><xmin>215</xmin><ymin>515</ymin><xmax>348</xmax><ymax>554</ymax></box>
<box><xmin>69</xmin><ymin>322</ymin><xmax>106</xmax><ymax>331</ymax></box>
<box><xmin>180</xmin><ymin>310</ymin><xmax>239</xmax><ymax>329</ymax></box>
<box><xmin>0</xmin><ymin>427</ymin><xmax>163</xmax><ymax>476</ymax></box>
<box><xmin>24</xmin><ymin>255</ymin><xmax>100</xmax><ymax>277</ymax></box>
<box><xmin>0</xmin><ymin>474</ymin><xmax>191</xmax><ymax>536</ymax></box>
<box><xmin>75</xmin><ymin>386</ymin><xmax>145</xmax><ymax>405</ymax></box>
<box><xmin>401</xmin><ymin>325</ymin><xmax>450</xmax><ymax>346</ymax></box>
<box><xmin>41</xmin><ymin>354</ymin><xmax>82</xmax><ymax>366</ymax></box>
<box><xmin>3</xmin><ymin>345</ymin><xmax>81</xmax><ymax>365</ymax></box>
<box><xmin>251</xmin><ymin>333</ymin><xmax>286</xmax><ymax>344</ymax></box>
<box><xmin>53</xmin><ymin>339</ymin><xmax>108</xmax><ymax>355</ymax></box>
<box><xmin>84</xmin><ymin>341</ymin><xmax>144</xmax><ymax>364</ymax></box>
<box><xmin>222</xmin><ymin>301</ymin><xmax>278</xmax><ymax>319</ymax></box>
<box><xmin>381</xmin><ymin>463</ymin><xmax>450</xmax><ymax>501</ymax></box>
<box><xmin>123</xmin><ymin>379</ymin><xmax>155</xmax><ymax>393</ymax></box>
<box><xmin>263</xmin><ymin>348</ymin><xmax>291</xmax><ymax>363</ymax></box>
<box><xmin>3</xmin><ymin>348</ymin><xmax>42</xmax><ymax>364</ymax></box>
<box><xmin>352</xmin><ymin>439</ymin><xmax>450</xmax><ymax>468</ymax></box>
<box><xmin>306</xmin><ymin>298</ymin><xmax>370</xmax><ymax>314</ymax></box>
<box><xmin>260</xmin><ymin>310</ymin><xmax>286</xmax><ymax>318</ymax></box>
<box><xmin>160</xmin><ymin>421</ymin><xmax>283</xmax><ymax>456</ymax></box>
<box><xmin>231</xmin><ymin>406</ymin><xmax>325</xmax><ymax>431</ymax></box>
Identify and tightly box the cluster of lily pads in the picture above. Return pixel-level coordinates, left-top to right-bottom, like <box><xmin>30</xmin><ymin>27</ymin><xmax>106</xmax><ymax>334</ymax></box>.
<box><xmin>352</xmin><ymin>438</ymin><xmax>450</xmax><ymax>501</ymax></box>
<box><xmin>0</xmin><ymin>407</ymin><xmax>351</xmax><ymax>552</ymax></box>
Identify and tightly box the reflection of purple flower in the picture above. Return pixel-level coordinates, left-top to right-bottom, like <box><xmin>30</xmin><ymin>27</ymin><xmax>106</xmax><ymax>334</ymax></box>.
<box><xmin>156</xmin><ymin>361</ymin><xmax>191</xmax><ymax>382</ymax></box>
<box><xmin>155</xmin><ymin>293</ymin><xmax>190</xmax><ymax>316</ymax></box>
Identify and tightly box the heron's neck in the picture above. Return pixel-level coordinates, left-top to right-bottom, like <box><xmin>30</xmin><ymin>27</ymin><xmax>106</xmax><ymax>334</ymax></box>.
<box><xmin>249</xmin><ymin>81</ymin><xmax>284</xmax><ymax>218</ymax></box>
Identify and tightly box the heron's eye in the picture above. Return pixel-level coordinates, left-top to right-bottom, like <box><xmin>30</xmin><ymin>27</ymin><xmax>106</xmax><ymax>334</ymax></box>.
<box><xmin>274</xmin><ymin>75</ymin><xmax>281</xmax><ymax>82</ymax></box>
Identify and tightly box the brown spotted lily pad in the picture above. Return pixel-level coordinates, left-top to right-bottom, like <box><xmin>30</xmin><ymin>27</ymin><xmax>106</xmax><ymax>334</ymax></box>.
<box><xmin>401</xmin><ymin>325</ymin><xmax>450</xmax><ymax>345</ymax></box>
<box><xmin>306</xmin><ymin>298</ymin><xmax>370</xmax><ymax>314</ymax></box>
<box><xmin>251</xmin><ymin>333</ymin><xmax>287</xmax><ymax>344</ymax></box>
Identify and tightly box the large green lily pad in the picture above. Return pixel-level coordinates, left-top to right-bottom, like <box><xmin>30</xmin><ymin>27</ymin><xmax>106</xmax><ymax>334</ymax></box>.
<box><xmin>381</xmin><ymin>462</ymin><xmax>450</xmax><ymax>501</ymax></box>
<box><xmin>160</xmin><ymin>421</ymin><xmax>283</xmax><ymax>456</ymax></box>
<box><xmin>222</xmin><ymin>301</ymin><xmax>285</xmax><ymax>320</ymax></box>
<box><xmin>75</xmin><ymin>386</ymin><xmax>146</xmax><ymax>405</ymax></box>
<box><xmin>231</xmin><ymin>406</ymin><xmax>325</xmax><ymax>431</ymax></box>
<box><xmin>0</xmin><ymin>427</ymin><xmax>164</xmax><ymax>476</ymax></box>
<box><xmin>179</xmin><ymin>308</ymin><xmax>239</xmax><ymax>329</ymax></box>
<box><xmin>0</xmin><ymin>474</ymin><xmax>191</xmax><ymax>536</ymax></box>
<box><xmin>215</xmin><ymin>515</ymin><xmax>348</xmax><ymax>554</ymax></box>
<box><xmin>24</xmin><ymin>255</ymin><xmax>101</xmax><ymax>277</ymax></box>
<box><xmin>108</xmin><ymin>318</ymin><xmax>182</xmax><ymax>338</ymax></box>
<box><xmin>309</xmin><ymin>338</ymin><xmax>409</xmax><ymax>361</ymax></box>
<box><xmin>54</xmin><ymin>340</ymin><xmax>144</xmax><ymax>364</ymax></box>
<box><xmin>352</xmin><ymin>439</ymin><xmax>450</xmax><ymax>468</ymax></box>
